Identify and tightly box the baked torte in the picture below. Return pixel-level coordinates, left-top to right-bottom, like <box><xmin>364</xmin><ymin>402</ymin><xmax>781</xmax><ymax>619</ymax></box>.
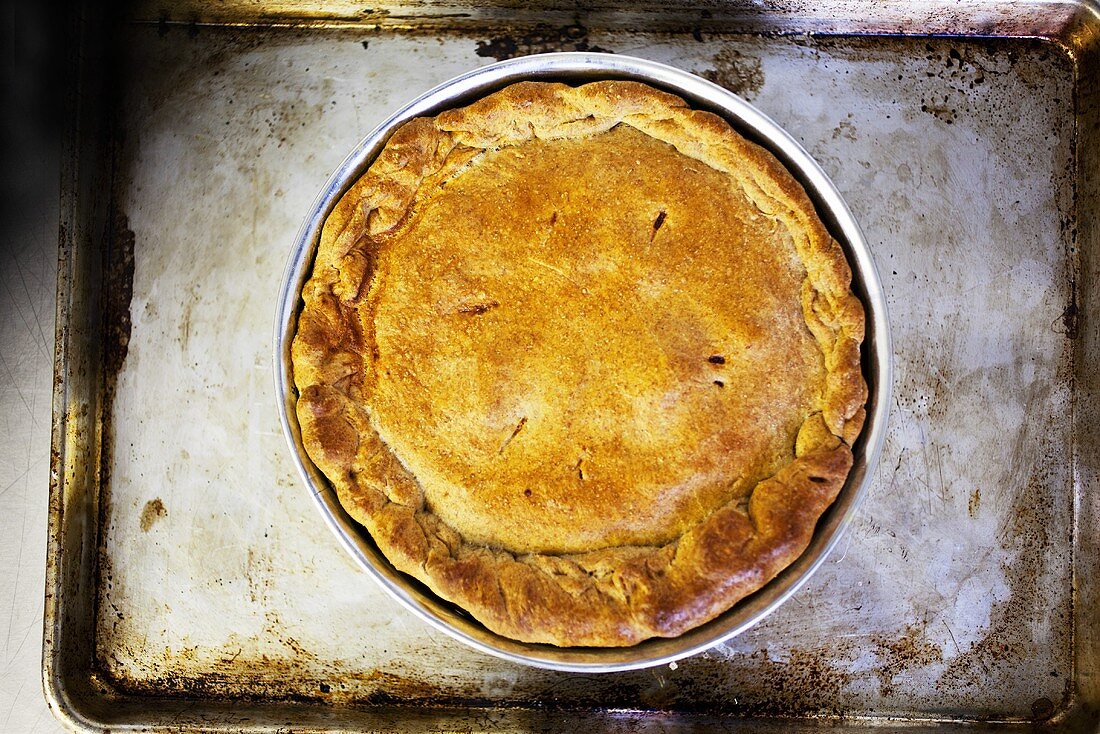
<box><xmin>291</xmin><ymin>80</ymin><xmax>867</xmax><ymax>647</ymax></box>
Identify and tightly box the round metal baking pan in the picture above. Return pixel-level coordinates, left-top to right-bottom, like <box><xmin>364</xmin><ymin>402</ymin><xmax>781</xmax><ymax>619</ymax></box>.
<box><xmin>274</xmin><ymin>52</ymin><xmax>892</xmax><ymax>673</ymax></box>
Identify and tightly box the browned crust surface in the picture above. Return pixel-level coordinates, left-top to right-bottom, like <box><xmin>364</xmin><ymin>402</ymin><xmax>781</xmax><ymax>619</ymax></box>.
<box><xmin>291</xmin><ymin>81</ymin><xmax>867</xmax><ymax>647</ymax></box>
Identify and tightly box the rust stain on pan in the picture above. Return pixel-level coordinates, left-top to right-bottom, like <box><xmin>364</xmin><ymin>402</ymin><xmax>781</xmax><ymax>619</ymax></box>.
<box><xmin>474</xmin><ymin>24</ymin><xmax>612</xmax><ymax>61</ymax></box>
<box><xmin>607</xmin><ymin>646</ymin><xmax>859</xmax><ymax>718</ymax></box>
<box><xmin>139</xmin><ymin>498</ymin><xmax>167</xmax><ymax>531</ymax></box>
<box><xmin>103</xmin><ymin>211</ymin><xmax>135</xmax><ymax>382</ymax></box>
<box><xmin>1054</xmin><ymin>286</ymin><xmax>1080</xmax><ymax>339</ymax></box>
<box><xmin>720</xmin><ymin>649</ymin><xmax>854</xmax><ymax>717</ymax></box>
<box><xmin>93</xmin><ymin>206</ymin><xmax>137</xmax><ymax>682</ymax></box>
<box><xmin>701</xmin><ymin>47</ymin><xmax>765</xmax><ymax>101</ymax></box>
<box><xmin>95</xmin><ymin>642</ymin><xmax>505</xmax><ymax>709</ymax></box>
<box><xmin>873</xmin><ymin>626</ymin><xmax>942</xmax><ymax>698</ymax></box>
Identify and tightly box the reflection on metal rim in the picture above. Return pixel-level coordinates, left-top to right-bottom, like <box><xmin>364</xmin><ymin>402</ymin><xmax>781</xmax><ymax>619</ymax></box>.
<box><xmin>273</xmin><ymin>52</ymin><xmax>892</xmax><ymax>673</ymax></box>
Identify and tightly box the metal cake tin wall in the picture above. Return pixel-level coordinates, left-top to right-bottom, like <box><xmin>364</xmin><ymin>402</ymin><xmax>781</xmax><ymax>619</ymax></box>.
<box><xmin>273</xmin><ymin>51</ymin><xmax>893</xmax><ymax>673</ymax></box>
<box><xmin>45</xmin><ymin>1</ymin><xmax>1100</xmax><ymax>731</ymax></box>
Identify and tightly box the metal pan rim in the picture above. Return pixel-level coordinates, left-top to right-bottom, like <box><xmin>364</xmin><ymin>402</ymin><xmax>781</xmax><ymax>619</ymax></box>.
<box><xmin>273</xmin><ymin>51</ymin><xmax>892</xmax><ymax>673</ymax></box>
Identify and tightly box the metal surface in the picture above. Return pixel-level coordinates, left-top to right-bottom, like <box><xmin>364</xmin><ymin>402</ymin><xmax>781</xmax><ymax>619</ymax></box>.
<box><xmin>45</xmin><ymin>1</ymin><xmax>1100</xmax><ymax>731</ymax></box>
<box><xmin>0</xmin><ymin>7</ymin><xmax>65</xmax><ymax>728</ymax></box>
<box><xmin>273</xmin><ymin>52</ymin><xmax>892</xmax><ymax>673</ymax></box>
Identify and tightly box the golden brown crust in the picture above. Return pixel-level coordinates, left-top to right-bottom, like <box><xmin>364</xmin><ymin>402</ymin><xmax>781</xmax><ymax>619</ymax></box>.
<box><xmin>292</xmin><ymin>81</ymin><xmax>866</xmax><ymax>646</ymax></box>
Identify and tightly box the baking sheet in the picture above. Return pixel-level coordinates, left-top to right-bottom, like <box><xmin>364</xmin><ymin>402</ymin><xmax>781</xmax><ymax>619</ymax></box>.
<box><xmin>45</xmin><ymin>2</ymin><xmax>1100</xmax><ymax>731</ymax></box>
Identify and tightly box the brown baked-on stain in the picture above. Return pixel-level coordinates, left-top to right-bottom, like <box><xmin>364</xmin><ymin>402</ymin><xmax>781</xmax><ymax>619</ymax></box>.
<box><xmin>94</xmin><ymin>206</ymin><xmax>138</xmax><ymax>692</ymax></box>
<box><xmin>968</xmin><ymin>486</ymin><xmax>981</xmax><ymax>517</ymax></box>
<box><xmin>873</xmin><ymin>626</ymin><xmax>943</xmax><ymax>698</ymax></box>
<box><xmin>1053</xmin><ymin>287</ymin><xmax>1079</xmax><ymax>339</ymax></box>
<box><xmin>104</xmin><ymin>211</ymin><xmax>136</xmax><ymax>381</ymax></box>
<box><xmin>474</xmin><ymin>24</ymin><xmax>612</xmax><ymax>61</ymax></box>
<box><xmin>682</xmin><ymin>647</ymin><xmax>855</xmax><ymax>717</ymax></box>
<box><xmin>1030</xmin><ymin>696</ymin><xmax>1056</xmax><ymax>720</ymax></box>
<box><xmin>97</xmin><ymin>662</ymin><xmax>446</xmax><ymax>707</ymax></box>
<box><xmin>140</xmin><ymin>498</ymin><xmax>168</xmax><ymax>532</ymax></box>
<box><xmin>700</xmin><ymin>47</ymin><xmax>765</xmax><ymax>101</ymax></box>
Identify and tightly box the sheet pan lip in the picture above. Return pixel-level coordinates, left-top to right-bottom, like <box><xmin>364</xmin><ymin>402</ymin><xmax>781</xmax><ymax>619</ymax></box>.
<box><xmin>42</xmin><ymin>251</ymin><xmax>100</xmax><ymax>734</ymax></box>
<box><xmin>273</xmin><ymin>51</ymin><xmax>892</xmax><ymax>673</ymax></box>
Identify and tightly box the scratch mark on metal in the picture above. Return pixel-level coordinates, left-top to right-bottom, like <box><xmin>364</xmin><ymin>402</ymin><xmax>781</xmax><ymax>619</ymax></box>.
<box><xmin>833</xmin><ymin>522</ymin><xmax>857</xmax><ymax>564</ymax></box>
<box><xmin>943</xmin><ymin>619</ymin><xmax>962</xmax><ymax>657</ymax></box>
<box><xmin>3</xmin><ymin>679</ymin><xmax>26</xmax><ymax>730</ymax></box>
<box><xmin>2</xmin><ymin>619</ymin><xmax>37</xmax><ymax>675</ymax></box>
<box><xmin>1</xmin><ymin>267</ymin><xmax>47</xmax><ymax>362</ymax></box>
<box><xmin>13</xmin><ymin>257</ymin><xmax>50</xmax><ymax>361</ymax></box>
<box><xmin>0</xmin><ymin>348</ymin><xmax>32</xmax><ymax>419</ymax></box>
<box><xmin>936</xmin><ymin>443</ymin><xmax>948</xmax><ymax>506</ymax></box>
<box><xmin>0</xmin><ymin>468</ymin><xmax>30</xmax><ymax>500</ymax></box>
<box><xmin>4</xmin><ymin>501</ymin><xmax>28</xmax><ymax>651</ymax></box>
